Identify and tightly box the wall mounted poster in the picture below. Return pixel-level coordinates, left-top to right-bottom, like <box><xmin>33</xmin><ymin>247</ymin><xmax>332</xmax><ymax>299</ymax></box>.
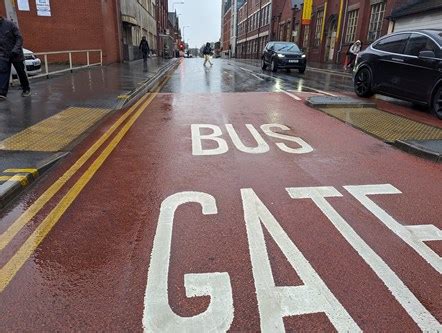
<box><xmin>18</xmin><ymin>0</ymin><xmax>30</xmax><ymax>11</ymax></box>
<box><xmin>36</xmin><ymin>0</ymin><xmax>51</xmax><ymax>16</ymax></box>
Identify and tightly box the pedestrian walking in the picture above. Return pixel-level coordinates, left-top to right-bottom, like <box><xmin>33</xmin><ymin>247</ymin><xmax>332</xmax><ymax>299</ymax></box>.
<box><xmin>344</xmin><ymin>40</ymin><xmax>362</xmax><ymax>70</ymax></box>
<box><xmin>203</xmin><ymin>42</ymin><xmax>213</xmax><ymax>66</ymax></box>
<box><xmin>0</xmin><ymin>16</ymin><xmax>30</xmax><ymax>100</ymax></box>
<box><xmin>139</xmin><ymin>36</ymin><xmax>150</xmax><ymax>63</ymax></box>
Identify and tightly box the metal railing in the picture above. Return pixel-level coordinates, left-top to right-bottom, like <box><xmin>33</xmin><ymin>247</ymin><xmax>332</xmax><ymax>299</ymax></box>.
<box><xmin>34</xmin><ymin>49</ymin><xmax>103</xmax><ymax>79</ymax></box>
<box><xmin>11</xmin><ymin>49</ymin><xmax>103</xmax><ymax>84</ymax></box>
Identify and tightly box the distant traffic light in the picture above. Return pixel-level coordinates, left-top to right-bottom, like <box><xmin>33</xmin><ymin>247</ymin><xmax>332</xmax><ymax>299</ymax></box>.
<box><xmin>179</xmin><ymin>43</ymin><xmax>185</xmax><ymax>50</ymax></box>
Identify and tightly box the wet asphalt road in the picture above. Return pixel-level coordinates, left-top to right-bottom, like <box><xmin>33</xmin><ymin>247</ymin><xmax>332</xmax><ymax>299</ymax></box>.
<box><xmin>0</xmin><ymin>58</ymin><xmax>440</xmax><ymax>331</ymax></box>
<box><xmin>161</xmin><ymin>58</ymin><xmax>354</xmax><ymax>94</ymax></box>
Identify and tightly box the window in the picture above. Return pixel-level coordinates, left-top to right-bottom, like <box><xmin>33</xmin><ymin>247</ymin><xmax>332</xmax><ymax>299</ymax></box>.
<box><xmin>314</xmin><ymin>10</ymin><xmax>324</xmax><ymax>47</ymax></box>
<box><xmin>404</xmin><ymin>33</ymin><xmax>438</xmax><ymax>57</ymax></box>
<box><xmin>345</xmin><ymin>10</ymin><xmax>359</xmax><ymax>43</ymax></box>
<box><xmin>273</xmin><ymin>43</ymin><xmax>301</xmax><ymax>52</ymax></box>
<box><xmin>373</xmin><ymin>33</ymin><xmax>410</xmax><ymax>54</ymax></box>
<box><xmin>367</xmin><ymin>1</ymin><xmax>386</xmax><ymax>42</ymax></box>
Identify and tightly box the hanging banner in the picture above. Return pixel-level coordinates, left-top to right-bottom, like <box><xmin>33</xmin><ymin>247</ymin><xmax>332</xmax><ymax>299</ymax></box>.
<box><xmin>302</xmin><ymin>0</ymin><xmax>313</xmax><ymax>25</ymax></box>
<box><xmin>36</xmin><ymin>0</ymin><xmax>51</xmax><ymax>17</ymax></box>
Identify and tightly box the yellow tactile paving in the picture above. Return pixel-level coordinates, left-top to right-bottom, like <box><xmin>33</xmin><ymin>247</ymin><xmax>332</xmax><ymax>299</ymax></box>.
<box><xmin>0</xmin><ymin>107</ymin><xmax>111</xmax><ymax>152</ymax></box>
<box><xmin>320</xmin><ymin>107</ymin><xmax>442</xmax><ymax>143</ymax></box>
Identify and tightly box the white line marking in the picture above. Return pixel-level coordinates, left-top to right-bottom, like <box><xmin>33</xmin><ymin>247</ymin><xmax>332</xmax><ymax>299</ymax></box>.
<box><xmin>287</xmin><ymin>186</ymin><xmax>442</xmax><ymax>331</ymax></box>
<box><xmin>280</xmin><ymin>90</ymin><xmax>302</xmax><ymax>100</ymax></box>
<box><xmin>241</xmin><ymin>188</ymin><xmax>361</xmax><ymax>332</ymax></box>
<box><xmin>344</xmin><ymin>184</ymin><xmax>442</xmax><ymax>274</ymax></box>
<box><xmin>235</xmin><ymin>64</ymin><xmax>338</xmax><ymax>96</ymax></box>
<box><xmin>143</xmin><ymin>192</ymin><xmax>234</xmax><ymax>332</ymax></box>
<box><xmin>239</xmin><ymin>67</ymin><xmax>265</xmax><ymax>81</ymax></box>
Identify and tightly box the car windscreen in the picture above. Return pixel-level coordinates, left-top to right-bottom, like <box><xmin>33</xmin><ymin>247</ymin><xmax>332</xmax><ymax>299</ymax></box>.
<box><xmin>273</xmin><ymin>43</ymin><xmax>300</xmax><ymax>52</ymax></box>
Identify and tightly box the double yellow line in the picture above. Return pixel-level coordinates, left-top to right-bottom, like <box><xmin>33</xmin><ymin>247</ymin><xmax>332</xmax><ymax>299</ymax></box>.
<box><xmin>0</xmin><ymin>76</ymin><xmax>169</xmax><ymax>293</ymax></box>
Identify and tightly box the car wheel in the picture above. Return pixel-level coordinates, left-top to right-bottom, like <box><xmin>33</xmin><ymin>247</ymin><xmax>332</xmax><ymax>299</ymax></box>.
<box><xmin>271</xmin><ymin>59</ymin><xmax>278</xmax><ymax>72</ymax></box>
<box><xmin>431</xmin><ymin>85</ymin><xmax>442</xmax><ymax>120</ymax></box>
<box><xmin>298</xmin><ymin>67</ymin><xmax>306</xmax><ymax>74</ymax></box>
<box><xmin>261</xmin><ymin>59</ymin><xmax>267</xmax><ymax>70</ymax></box>
<box><xmin>354</xmin><ymin>67</ymin><xmax>374</xmax><ymax>97</ymax></box>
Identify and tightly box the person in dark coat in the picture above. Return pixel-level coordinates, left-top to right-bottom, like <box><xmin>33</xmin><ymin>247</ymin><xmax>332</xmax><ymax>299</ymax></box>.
<box><xmin>139</xmin><ymin>36</ymin><xmax>150</xmax><ymax>63</ymax></box>
<box><xmin>0</xmin><ymin>16</ymin><xmax>30</xmax><ymax>99</ymax></box>
<box><xmin>202</xmin><ymin>42</ymin><xmax>213</xmax><ymax>66</ymax></box>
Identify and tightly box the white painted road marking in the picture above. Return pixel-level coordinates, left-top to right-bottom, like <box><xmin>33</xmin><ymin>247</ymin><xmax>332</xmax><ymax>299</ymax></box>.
<box><xmin>144</xmin><ymin>185</ymin><xmax>441</xmax><ymax>331</ymax></box>
<box><xmin>239</xmin><ymin>67</ymin><xmax>265</xmax><ymax>81</ymax></box>
<box><xmin>281</xmin><ymin>90</ymin><xmax>302</xmax><ymax>100</ymax></box>
<box><xmin>241</xmin><ymin>188</ymin><xmax>361</xmax><ymax>332</ymax></box>
<box><xmin>287</xmin><ymin>186</ymin><xmax>441</xmax><ymax>331</ymax></box>
<box><xmin>143</xmin><ymin>192</ymin><xmax>234</xmax><ymax>332</ymax></box>
<box><xmin>260</xmin><ymin>124</ymin><xmax>313</xmax><ymax>154</ymax></box>
<box><xmin>344</xmin><ymin>184</ymin><xmax>442</xmax><ymax>273</ymax></box>
<box><xmin>191</xmin><ymin>124</ymin><xmax>313</xmax><ymax>156</ymax></box>
<box><xmin>226</xmin><ymin>124</ymin><xmax>270</xmax><ymax>154</ymax></box>
<box><xmin>237</xmin><ymin>65</ymin><xmax>338</xmax><ymax>96</ymax></box>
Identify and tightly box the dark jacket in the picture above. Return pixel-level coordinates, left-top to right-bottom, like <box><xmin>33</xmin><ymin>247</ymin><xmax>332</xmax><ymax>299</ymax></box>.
<box><xmin>139</xmin><ymin>40</ymin><xmax>150</xmax><ymax>53</ymax></box>
<box><xmin>203</xmin><ymin>45</ymin><xmax>212</xmax><ymax>55</ymax></box>
<box><xmin>0</xmin><ymin>17</ymin><xmax>24</xmax><ymax>62</ymax></box>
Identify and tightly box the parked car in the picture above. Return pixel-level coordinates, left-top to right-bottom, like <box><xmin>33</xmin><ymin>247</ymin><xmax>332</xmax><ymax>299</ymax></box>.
<box><xmin>11</xmin><ymin>48</ymin><xmax>42</xmax><ymax>77</ymax></box>
<box><xmin>261</xmin><ymin>42</ymin><xmax>306</xmax><ymax>73</ymax></box>
<box><xmin>353</xmin><ymin>29</ymin><xmax>442</xmax><ymax>119</ymax></box>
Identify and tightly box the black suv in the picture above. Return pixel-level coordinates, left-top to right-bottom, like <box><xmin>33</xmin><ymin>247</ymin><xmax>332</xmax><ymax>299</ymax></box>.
<box><xmin>261</xmin><ymin>42</ymin><xmax>307</xmax><ymax>73</ymax></box>
<box><xmin>353</xmin><ymin>29</ymin><xmax>442</xmax><ymax>119</ymax></box>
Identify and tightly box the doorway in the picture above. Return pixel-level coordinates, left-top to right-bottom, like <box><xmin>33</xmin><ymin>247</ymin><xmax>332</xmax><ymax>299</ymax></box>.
<box><xmin>324</xmin><ymin>17</ymin><xmax>337</xmax><ymax>62</ymax></box>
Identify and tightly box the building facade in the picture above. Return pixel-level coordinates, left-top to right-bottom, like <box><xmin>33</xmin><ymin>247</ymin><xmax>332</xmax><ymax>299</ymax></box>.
<box><xmin>388</xmin><ymin>0</ymin><xmax>442</xmax><ymax>32</ymax></box>
<box><xmin>231</xmin><ymin>0</ymin><xmax>410</xmax><ymax>64</ymax></box>
<box><xmin>156</xmin><ymin>0</ymin><xmax>172</xmax><ymax>57</ymax></box>
<box><xmin>236</xmin><ymin>0</ymin><xmax>273</xmax><ymax>59</ymax></box>
<box><xmin>304</xmin><ymin>0</ymin><xmax>400</xmax><ymax>64</ymax></box>
<box><xmin>168</xmin><ymin>12</ymin><xmax>183</xmax><ymax>56</ymax></box>
<box><xmin>222</xmin><ymin>1</ymin><xmax>232</xmax><ymax>56</ymax></box>
<box><xmin>120</xmin><ymin>0</ymin><xmax>157</xmax><ymax>61</ymax></box>
<box><xmin>0</xmin><ymin>0</ymin><xmax>120</xmax><ymax>64</ymax></box>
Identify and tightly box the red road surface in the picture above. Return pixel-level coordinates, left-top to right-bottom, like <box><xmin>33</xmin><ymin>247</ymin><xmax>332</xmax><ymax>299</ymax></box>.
<box><xmin>0</xmin><ymin>61</ymin><xmax>441</xmax><ymax>331</ymax></box>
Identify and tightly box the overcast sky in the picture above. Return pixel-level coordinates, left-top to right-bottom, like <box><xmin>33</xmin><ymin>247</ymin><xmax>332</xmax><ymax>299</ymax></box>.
<box><xmin>168</xmin><ymin>0</ymin><xmax>222</xmax><ymax>48</ymax></box>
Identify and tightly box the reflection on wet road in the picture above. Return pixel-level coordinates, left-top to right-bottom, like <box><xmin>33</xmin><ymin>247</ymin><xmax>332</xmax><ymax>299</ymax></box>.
<box><xmin>162</xmin><ymin>58</ymin><xmax>354</xmax><ymax>94</ymax></box>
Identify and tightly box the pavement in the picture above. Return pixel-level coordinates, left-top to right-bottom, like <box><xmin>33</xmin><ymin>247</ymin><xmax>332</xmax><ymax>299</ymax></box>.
<box><xmin>234</xmin><ymin>58</ymin><xmax>442</xmax><ymax>161</ymax></box>
<box><xmin>0</xmin><ymin>57</ymin><xmax>177</xmax><ymax>208</ymax></box>
<box><xmin>0</xmin><ymin>58</ymin><xmax>440</xmax><ymax>331</ymax></box>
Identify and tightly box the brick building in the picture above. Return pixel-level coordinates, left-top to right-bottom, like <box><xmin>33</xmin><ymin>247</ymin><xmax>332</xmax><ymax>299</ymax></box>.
<box><xmin>231</xmin><ymin>0</ymin><xmax>411</xmax><ymax>64</ymax></box>
<box><xmin>168</xmin><ymin>12</ymin><xmax>182</xmax><ymax>56</ymax></box>
<box><xmin>156</xmin><ymin>0</ymin><xmax>172</xmax><ymax>57</ymax></box>
<box><xmin>236</xmin><ymin>0</ymin><xmax>273</xmax><ymax>59</ymax></box>
<box><xmin>303</xmin><ymin>0</ymin><xmax>401</xmax><ymax>64</ymax></box>
<box><xmin>0</xmin><ymin>0</ymin><xmax>120</xmax><ymax>64</ymax></box>
<box><xmin>221</xmin><ymin>0</ymin><xmax>232</xmax><ymax>56</ymax></box>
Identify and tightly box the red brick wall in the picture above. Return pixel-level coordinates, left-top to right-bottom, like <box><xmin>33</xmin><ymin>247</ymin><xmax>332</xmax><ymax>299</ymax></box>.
<box><xmin>305</xmin><ymin>0</ymin><xmax>402</xmax><ymax>64</ymax></box>
<box><xmin>222</xmin><ymin>9</ymin><xmax>232</xmax><ymax>51</ymax></box>
<box><xmin>0</xmin><ymin>2</ymin><xmax>5</xmax><ymax>17</ymax></box>
<box><xmin>13</xmin><ymin>0</ymin><xmax>120</xmax><ymax>64</ymax></box>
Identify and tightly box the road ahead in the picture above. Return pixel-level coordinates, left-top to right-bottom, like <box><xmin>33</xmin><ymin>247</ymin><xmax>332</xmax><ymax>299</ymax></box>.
<box><xmin>0</xmin><ymin>58</ymin><xmax>441</xmax><ymax>331</ymax></box>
